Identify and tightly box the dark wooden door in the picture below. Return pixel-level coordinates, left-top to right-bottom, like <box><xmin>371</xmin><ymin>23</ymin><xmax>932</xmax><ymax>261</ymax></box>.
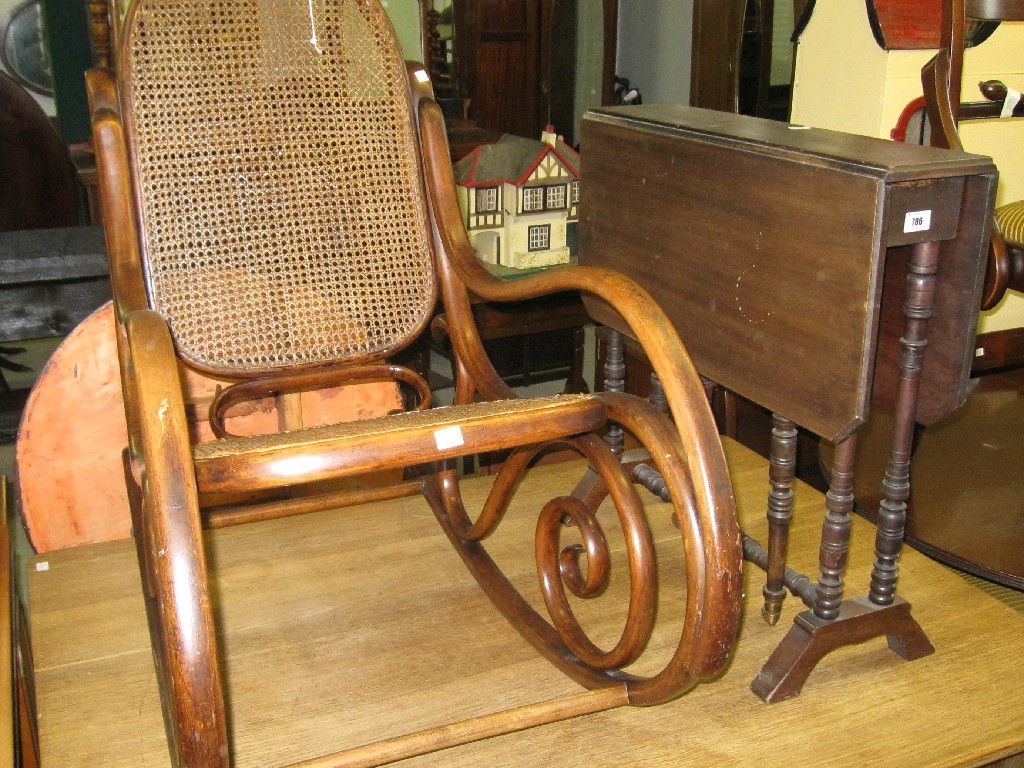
<box><xmin>454</xmin><ymin>0</ymin><xmax>577</xmax><ymax>141</ymax></box>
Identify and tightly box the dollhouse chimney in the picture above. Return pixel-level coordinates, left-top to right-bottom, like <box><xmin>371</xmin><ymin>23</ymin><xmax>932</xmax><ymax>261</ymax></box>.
<box><xmin>541</xmin><ymin>124</ymin><xmax>559</xmax><ymax>146</ymax></box>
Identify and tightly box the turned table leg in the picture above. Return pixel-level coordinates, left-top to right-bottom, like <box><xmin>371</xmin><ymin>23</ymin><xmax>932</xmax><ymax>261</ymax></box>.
<box><xmin>762</xmin><ymin>414</ymin><xmax>797</xmax><ymax>626</ymax></box>
<box><xmin>870</xmin><ymin>240</ymin><xmax>941</xmax><ymax>606</ymax></box>
<box><xmin>602</xmin><ymin>328</ymin><xmax>625</xmax><ymax>456</ymax></box>
<box><xmin>752</xmin><ymin>241</ymin><xmax>939</xmax><ymax>703</ymax></box>
<box><xmin>648</xmin><ymin>370</ymin><xmax>668</xmax><ymax>415</ymax></box>
<box><xmin>571</xmin><ymin>328</ymin><xmax>628</xmax><ymax>509</ymax></box>
<box><xmin>811</xmin><ymin>433</ymin><xmax>858</xmax><ymax>621</ymax></box>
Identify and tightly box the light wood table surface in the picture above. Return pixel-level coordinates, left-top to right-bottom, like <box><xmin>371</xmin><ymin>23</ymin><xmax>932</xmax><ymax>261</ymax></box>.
<box><xmin>27</xmin><ymin>439</ymin><xmax>1024</xmax><ymax>767</ymax></box>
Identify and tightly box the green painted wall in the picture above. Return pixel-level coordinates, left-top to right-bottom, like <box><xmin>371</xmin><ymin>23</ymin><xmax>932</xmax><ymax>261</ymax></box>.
<box><xmin>39</xmin><ymin>0</ymin><xmax>92</xmax><ymax>143</ymax></box>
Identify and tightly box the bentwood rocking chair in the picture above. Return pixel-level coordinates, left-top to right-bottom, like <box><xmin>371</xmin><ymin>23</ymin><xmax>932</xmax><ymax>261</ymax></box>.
<box><xmin>87</xmin><ymin>1</ymin><xmax>743</xmax><ymax>765</ymax></box>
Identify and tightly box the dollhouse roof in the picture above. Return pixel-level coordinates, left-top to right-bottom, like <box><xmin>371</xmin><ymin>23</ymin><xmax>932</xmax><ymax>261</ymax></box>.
<box><xmin>453</xmin><ymin>133</ymin><xmax>580</xmax><ymax>188</ymax></box>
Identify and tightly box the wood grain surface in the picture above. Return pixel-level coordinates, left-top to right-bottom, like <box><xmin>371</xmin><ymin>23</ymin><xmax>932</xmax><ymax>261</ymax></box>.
<box><xmin>579</xmin><ymin>105</ymin><xmax>996</xmax><ymax>440</ymax></box>
<box><xmin>27</xmin><ymin>440</ymin><xmax>1024</xmax><ymax>767</ymax></box>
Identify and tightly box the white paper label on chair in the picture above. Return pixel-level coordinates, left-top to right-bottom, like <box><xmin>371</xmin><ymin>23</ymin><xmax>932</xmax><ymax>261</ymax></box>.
<box><xmin>904</xmin><ymin>210</ymin><xmax>932</xmax><ymax>233</ymax></box>
<box><xmin>434</xmin><ymin>425</ymin><xmax>465</xmax><ymax>450</ymax></box>
<box><xmin>1001</xmin><ymin>88</ymin><xmax>1021</xmax><ymax>119</ymax></box>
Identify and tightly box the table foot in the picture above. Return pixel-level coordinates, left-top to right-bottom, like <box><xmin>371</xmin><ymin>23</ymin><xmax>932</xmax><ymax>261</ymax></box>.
<box><xmin>751</xmin><ymin>595</ymin><xmax>934</xmax><ymax>703</ymax></box>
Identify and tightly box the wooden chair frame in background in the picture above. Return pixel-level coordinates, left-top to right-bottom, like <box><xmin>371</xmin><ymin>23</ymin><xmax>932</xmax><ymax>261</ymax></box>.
<box><xmin>921</xmin><ymin>0</ymin><xmax>1024</xmax><ymax>308</ymax></box>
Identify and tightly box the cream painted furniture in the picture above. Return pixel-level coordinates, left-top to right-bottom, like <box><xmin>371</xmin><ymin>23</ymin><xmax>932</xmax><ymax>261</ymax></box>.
<box><xmin>790</xmin><ymin>1</ymin><xmax>1024</xmax><ymax>332</ymax></box>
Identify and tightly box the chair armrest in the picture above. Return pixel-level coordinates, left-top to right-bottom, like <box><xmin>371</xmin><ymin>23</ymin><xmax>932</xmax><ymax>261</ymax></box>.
<box><xmin>418</xmin><ymin>97</ymin><xmax>736</xmax><ymax>574</ymax></box>
<box><xmin>120</xmin><ymin>309</ymin><xmax>228</xmax><ymax>762</ymax></box>
<box><xmin>120</xmin><ymin>309</ymin><xmax>205</xmax><ymax>583</ymax></box>
<box><xmin>978</xmin><ymin>80</ymin><xmax>1024</xmax><ymax>117</ymax></box>
<box><xmin>419</xmin><ymin>97</ymin><xmax>714</xmax><ymax>427</ymax></box>
<box><xmin>121</xmin><ymin>309</ymin><xmax>199</xmax><ymax>503</ymax></box>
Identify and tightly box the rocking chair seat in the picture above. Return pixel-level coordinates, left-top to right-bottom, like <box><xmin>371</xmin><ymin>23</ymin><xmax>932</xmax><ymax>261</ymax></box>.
<box><xmin>194</xmin><ymin>393</ymin><xmax>606</xmax><ymax>494</ymax></box>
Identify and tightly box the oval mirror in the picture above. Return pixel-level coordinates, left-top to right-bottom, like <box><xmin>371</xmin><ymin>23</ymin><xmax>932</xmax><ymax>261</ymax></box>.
<box><xmin>1</xmin><ymin>0</ymin><xmax>53</xmax><ymax>97</ymax></box>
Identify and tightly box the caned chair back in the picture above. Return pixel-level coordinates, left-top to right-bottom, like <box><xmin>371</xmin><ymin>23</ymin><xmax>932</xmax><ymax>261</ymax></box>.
<box><xmin>118</xmin><ymin>0</ymin><xmax>436</xmax><ymax>375</ymax></box>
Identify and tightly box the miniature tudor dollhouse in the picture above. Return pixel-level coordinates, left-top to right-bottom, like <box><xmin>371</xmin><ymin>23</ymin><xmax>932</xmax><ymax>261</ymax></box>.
<box><xmin>453</xmin><ymin>127</ymin><xmax>580</xmax><ymax>270</ymax></box>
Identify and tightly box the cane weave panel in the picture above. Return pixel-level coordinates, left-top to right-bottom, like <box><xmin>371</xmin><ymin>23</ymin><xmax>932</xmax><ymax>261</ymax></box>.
<box><xmin>193</xmin><ymin>394</ymin><xmax>599</xmax><ymax>459</ymax></box>
<box><xmin>122</xmin><ymin>0</ymin><xmax>435</xmax><ymax>373</ymax></box>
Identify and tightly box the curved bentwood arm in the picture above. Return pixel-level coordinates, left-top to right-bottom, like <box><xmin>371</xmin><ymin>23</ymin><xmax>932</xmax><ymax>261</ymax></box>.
<box><xmin>416</xmin><ymin>96</ymin><xmax>744</xmax><ymax>705</ymax></box>
<box><xmin>122</xmin><ymin>311</ymin><xmax>229</xmax><ymax>767</ymax></box>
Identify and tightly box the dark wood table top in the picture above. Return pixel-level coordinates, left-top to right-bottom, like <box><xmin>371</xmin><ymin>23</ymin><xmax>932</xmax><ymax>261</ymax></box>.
<box><xmin>578</xmin><ymin>104</ymin><xmax>997</xmax><ymax>441</ymax></box>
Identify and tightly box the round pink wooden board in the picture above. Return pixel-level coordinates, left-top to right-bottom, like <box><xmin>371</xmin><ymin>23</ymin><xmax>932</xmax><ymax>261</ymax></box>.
<box><xmin>16</xmin><ymin>303</ymin><xmax>402</xmax><ymax>552</ymax></box>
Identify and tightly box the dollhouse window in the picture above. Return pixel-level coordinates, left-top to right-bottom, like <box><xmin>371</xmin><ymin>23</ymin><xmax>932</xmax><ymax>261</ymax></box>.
<box><xmin>571</xmin><ymin>181</ymin><xmax>580</xmax><ymax>204</ymax></box>
<box><xmin>476</xmin><ymin>187</ymin><xmax>499</xmax><ymax>212</ymax></box>
<box><xmin>528</xmin><ymin>225</ymin><xmax>550</xmax><ymax>251</ymax></box>
<box><xmin>546</xmin><ymin>185</ymin><xmax>566</xmax><ymax>210</ymax></box>
<box><xmin>523</xmin><ymin>187</ymin><xmax>544</xmax><ymax>211</ymax></box>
